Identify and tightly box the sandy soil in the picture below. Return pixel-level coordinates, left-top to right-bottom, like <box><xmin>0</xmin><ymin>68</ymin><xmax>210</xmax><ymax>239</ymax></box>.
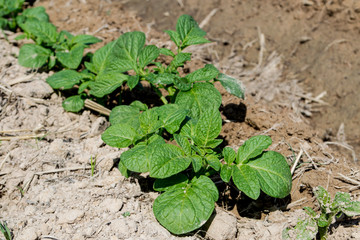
<box><xmin>1</xmin><ymin>0</ymin><xmax>360</xmax><ymax>239</ymax></box>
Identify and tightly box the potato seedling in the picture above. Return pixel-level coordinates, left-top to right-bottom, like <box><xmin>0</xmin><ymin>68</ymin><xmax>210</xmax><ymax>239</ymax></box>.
<box><xmin>16</xmin><ymin>12</ymin><xmax>101</xmax><ymax>70</ymax></box>
<box><xmin>90</xmin><ymin>15</ymin><xmax>290</xmax><ymax>234</ymax></box>
<box><xmin>283</xmin><ymin>186</ymin><xmax>360</xmax><ymax>240</ymax></box>
<box><xmin>6</xmin><ymin>6</ymin><xmax>293</xmax><ymax>235</ymax></box>
<box><xmin>0</xmin><ymin>0</ymin><xmax>25</xmax><ymax>30</ymax></box>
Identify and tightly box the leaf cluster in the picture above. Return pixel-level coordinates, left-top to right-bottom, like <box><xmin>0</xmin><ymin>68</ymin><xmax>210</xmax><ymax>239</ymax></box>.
<box><xmin>0</xmin><ymin>0</ymin><xmax>24</xmax><ymax>30</ymax></box>
<box><xmin>283</xmin><ymin>186</ymin><xmax>360</xmax><ymax>240</ymax></box>
<box><xmin>1</xmin><ymin>4</ymin><xmax>102</xmax><ymax>70</ymax></box>
<box><xmin>57</xmin><ymin>14</ymin><xmax>293</xmax><ymax>235</ymax></box>
<box><xmin>46</xmin><ymin>15</ymin><xmax>245</xmax><ymax>114</ymax></box>
<box><xmin>11</xmin><ymin>10</ymin><xmax>292</xmax><ymax>235</ymax></box>
<box><xmin>18</xmin><ymin>19</ymin><xmax>101</xmax><ymax>69</ymax></box>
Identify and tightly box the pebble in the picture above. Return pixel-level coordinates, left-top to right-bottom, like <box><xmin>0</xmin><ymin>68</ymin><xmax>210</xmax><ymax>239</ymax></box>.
<box><xmin>100</xmin><ymin>198</ymin><xmax>124</xmax><ymax>213</ymax></box>
<box><xmin>205</xmin><ymin>210</ymin><xmax>237</xmax><ymax>240</ymax></box>
<box><xmin>16</xmin><ymin>227</ymin><xmax>38</xmax><ymax>240</ymax></box>
<box><xmin>57</xmin><ymin>209</ymin><xmax>85</xmax><ymax>224</ymax></box>
<box><xmin>24</xmin><ymin>205</ymin><xmax>36</xmax><ymax>216</ymax></box>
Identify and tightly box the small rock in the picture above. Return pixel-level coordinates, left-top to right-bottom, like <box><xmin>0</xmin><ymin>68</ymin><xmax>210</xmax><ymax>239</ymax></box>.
<box><xmin>17</xmin><ymin>227</ymin><xmax>38</xmax><ymax>240</ymax></box>
<box><xmin>48</xmin><ymin>139</ymin><xmax>64</xmax><ymax>154</ymax></box>
<box><xmin>109</xmin><ymin>218</ymin><xmax>137</xmax><ymax>239</ymax></box>
<box><xmin>14</xmin><ymin>80</ymin><xmax>53</xmax><ymax>98</ymax></box>
<box><xmin>57</xmin><ymin>209</ymin><xmax>85</xmax><ymax>224</ymax></box>
<box><xmin>205</xmin><ymin>210</ymin><xmax>237</xmax><ymax>240</ymax></box>
<box><xmin>89</xmin><ymin>117</ymin><xmax>109</xmax><ymax>137</ymax></box>
<box><xmin>39</xmin><ymin>223</ymin><xmax>50</xmax><ymax>235</ymax></box>
<box><xmin>100</xmin><ymin>198</ymin><xmax>123</xmax><ymax>213</ymax></box>
<box><xmin>24</xmin><ymin>205</ymin><xmax>36</xmax><ymax>216</ymax></box>
<box><xmin>37</xmin><ymin>190</ymin><xmax>53</xmax><ymax>204</ymax></box>
<box><xmin>45</xmin><ymin>207</ymin><xmax>56</xmax><ymax>213</ymax></box>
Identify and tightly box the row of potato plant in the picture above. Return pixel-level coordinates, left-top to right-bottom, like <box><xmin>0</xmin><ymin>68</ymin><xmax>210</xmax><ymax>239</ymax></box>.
<box><xmin>1</xmin><ymin>1</ymin><xmax>293</xmax><ymax>235</ymax></box>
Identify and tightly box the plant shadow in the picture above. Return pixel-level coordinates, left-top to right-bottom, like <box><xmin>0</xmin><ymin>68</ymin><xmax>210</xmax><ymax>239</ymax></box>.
<box><xmin>221</xmin><ymin>102</ymin><xmax>247</xmax><ymax>122</ymax></box>
<box><xmin>216</xmin><ymin>181</ymin><xmax>292</xmax><ymax>219</ymax></box>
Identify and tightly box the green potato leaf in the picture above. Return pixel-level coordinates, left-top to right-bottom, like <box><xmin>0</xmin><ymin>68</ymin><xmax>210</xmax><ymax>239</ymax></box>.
<box><xmin>237</xmin><ymin>135</ymin><xmax>272</xmax><ymax>164</ymax></box>
<box><xmin>216</xmin><ymin>73</ymin><xmax>245</xmax><ymax>99</ymax></box>
<box><xmin>174</xmin><ymin>134</ymin><xmax>192</xmax><ymax>156</ymax></box>
<box><xmin>153</xmin><ymin>175</ymin><xmax>218</xmax><ymax>234</ymax></box>
<box><xmin>101</xmin><ymin>123</ymin><xmax>138</xmax><ymax>148</ymax></box>
<box><xmin>164</xmin><ymin>30</ymin><xmax>181</xmax><ymax>48</ymax></box>
<box><xmin>205</xmin><ymin>154</ymin><xmax>221</xmax><ymax>171</ymax></box>
<box><xmin>18</xmin><ymin>44</ymin><xmax>51</xmax><ymax>68</ymax></box>
<box><xmin>70</xmin><ymin>34</ymin><xmax>101</xmax><ymax>46</ymax></box>
<box><xmin>176</xmin><ymin>14</ymin><xmax>211</xmax><ymax>49</ymax></box>
<box><xmin>173</xmin><ymin>76</ymin><xmax>191</xmax><ymax>91</ymax></box>
<box><xmin>152</xmin><ymin>73</ymin><xmax>176</xmax><ymax>85</ymax></box>
<box><xmin>157</xmin><ymin>104</ymin><xmax>188</xmax><ymax>134</ymax></box>
<box><xmin>109</xmin><ymin>105</ymin><xmax>141</xmax><ymax>127</ymax></box>
<box><xmin>127</xmin><ymin>75</ymin><xmax>140</xmax><ymax>90</ymax></box>
<box><xmin>46</xmin><ymin>69</ymin><xmax>84</xmax><ymax>89</ymax></box>
<box><xmin>191</xmin><ymin>155</ymin><xmax>203</xmax><ymax>172</ymax></box>
<box><xmin>186</xmin><ymin>64</ymin><xmax>219</xmax><ymax>83</ymax></box>
<box><xmin>91</xmin><ymin>40</ymin><xmax>119</xmax><ymax>74</ymax></box>
<box><xmin>223</xmin><ymin>147</ymin><xmax>236</xmax><ymax>164</ymax></box>
<box><xmin>130</xmin><ymin>100</ymin><xmax>148</xmax><ymax>111</ymax></box>
<box><xmin>48</xmin><ymin>54</ymin><xmax>56</xmax><ymax>69</ymax></box>
<box><xmin>175</xmin><ymin>82</ymin><xmax>222</xmax><ymax>119</ymax></box>
<box><xmin>153</xmin><ymin>173</ymin><xmax>188</xmax><ymax>192</ymax></box>
<box><xmin>287</xmin><ymin>217</ymin><xmax>318</xmax><ymax>240</ymax></box>
<box><xmin>150</xmin><ymin>144</ymin><xmax>192</xmax><ymax>179</ymax></box>
<box><xmin>113</xmin><ymin>31</ymin><xmax>146</xmax><ymax>72</ymax></box>
<box><xmin>62</xmin><ymin>95</ymin><xmax>84</xmax><ymax>112</ymax></box>
<box><xmin>139</xmin><ymin>108</ymin><xmax>162</xmax><ymax>135</ymax></box>
<box><xmin>56</xmin><ymin>44</ymin><xmax>84</xmax><ymax>69</ymax></box>
<box><xmin>333</xmin><ymin>191</ymin><xmax>360</xmax><ymax>217</ymax></box>
<box><xmin>0</xmin><ymin>18</ymin><xmax>8</xmax><ymax>29</ymax></box>
<box><xmin>84</xmin><ymin>61</ymin><xmax>98</xmax><ymax>74</ymax></box>
<box><xmin>314</xmin><ymin>186</ymin><xmax>331</xmax><ymax>209</ymax></box>
<box><xmin>138</xmin><ymin>45</ymin><xmax>159</xmax><ymax>69</ymax></box>
<box><xmin>204</xmin><ymin>139</ymin><xmax>223</xmax><ymax>148</ymax></box>
<box><xmin>246</xmin><ymin>151</ymin><xmax>292</xmax><ymax>199</ymax></box>
<box><xmin>220</xmin><ymin>164</ymin><xmax>233</xmax><ymax>183</ymax></box>
<box><xmin>232</xmin><ymin>164</ymin><xmax>261</xmax><ymax>200</ymax></box>
<box><xmin>159</xmin><ymin>48</ymin><xmax>175</xmax><ymax>57</ymax></box>
<box><xmin>78</xmin><ymin>81</ymin><xmax>92</xmax><ymax>94</ymax></box>
<box><xmin>118</xmin><ymin>159</ymin><xmax>130</xmax><ymax>178</ymax></box>
<box><xmin>90</xmin><ymin>72</ymin><xmax>128</xmax><ymax>98</ymax></box>
<box><xmin>21</xmin><ymin>20</ymin><xmax>57</xmax><ymax>44</ymax></box>
<box><xmin>342</xmin><ymin>201</ymin><xmax>360</xmax><ymax>217</ymax></box>
<box><xmin>18</xmin><ymin>6</ymin><xmax>49</xmax><ymax>24</ymax></box>
<box><xmin>121</xmin><ymin>137</ymin><xmax>165</xmax><ymax>173</ymax></box>
<box><xmin>193</xmin><ymin>107</ymin><xmax>222</xmax><ymax>147</ymax></box>
<box><xmin>170</xmin><ymin>52</ymin><xmax>191</xmax><ymax>69</ymax></box>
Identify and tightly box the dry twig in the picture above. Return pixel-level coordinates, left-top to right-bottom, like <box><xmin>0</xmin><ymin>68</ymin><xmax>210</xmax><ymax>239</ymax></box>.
<box><xmin>0</xmin><ymin>134</ymin><xmax>46</xmax><ymax>141</ymax></box>
<box><xmin>291</xmin><ymin>149</ymin><xmax>304</xmax><ymax>175</ymax></box>
<box><xmin>325</xmin><ymin>141</ymin><xmax>357</xmax><ymax>161</ymax></box>
<box><xmin>84</xmin><ymin>99</ymin><xmax>111</xmax><ymax>116</ymax></box>
<box><xmin>23</xmin><ymin>166</ymin><xmax>92</xmax><ymax>192</ymax></box>
<box><xmin>199</xmin><ymin>9</ymin><xmax>218</xmax><ymax>28</ymax></box>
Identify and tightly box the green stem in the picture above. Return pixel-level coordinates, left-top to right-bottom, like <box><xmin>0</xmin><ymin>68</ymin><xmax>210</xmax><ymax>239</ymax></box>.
<box><xmin>151</xmin><ymin>84</ymin><xmax>168</xmax><ymax>105</ymax></box>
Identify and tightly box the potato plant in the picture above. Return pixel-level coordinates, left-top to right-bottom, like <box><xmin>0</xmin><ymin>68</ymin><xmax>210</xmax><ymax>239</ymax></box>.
<box><xmin>60</xmin><ymin>14</ymin><xmax>291</xmax><ymax>234</ymax></box>
<box><xmin>5</xmin><ymin>5</ymin><xmax>293</xmax><ymax>234</ymax></box>
<box><xmin>283</xmin><ymin>186</ymin><xmax>360</xmax><ymax>240</ymax></box>
<box><xmin>16</xmin><ymin>12</ymin><xmax>101</xmax><ymax>70</ymax></box>
<box><xmin>0</xmin><ymin>0</ymin><xmax>25</xmax><ymax>30</ymax></box>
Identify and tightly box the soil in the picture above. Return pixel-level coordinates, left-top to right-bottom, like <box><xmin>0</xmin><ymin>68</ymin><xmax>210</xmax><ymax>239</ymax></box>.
<box><xmin>1</xmin><ymin>0</ymin><xmax>360</xmax><ymax>239</ymax></box>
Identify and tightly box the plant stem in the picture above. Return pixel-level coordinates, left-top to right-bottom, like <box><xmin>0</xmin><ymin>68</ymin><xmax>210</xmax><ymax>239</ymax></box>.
<box><xmin>151</xmin><ymin>84</ymin><xmax>168</xmax><ymax>104</ymax></box>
